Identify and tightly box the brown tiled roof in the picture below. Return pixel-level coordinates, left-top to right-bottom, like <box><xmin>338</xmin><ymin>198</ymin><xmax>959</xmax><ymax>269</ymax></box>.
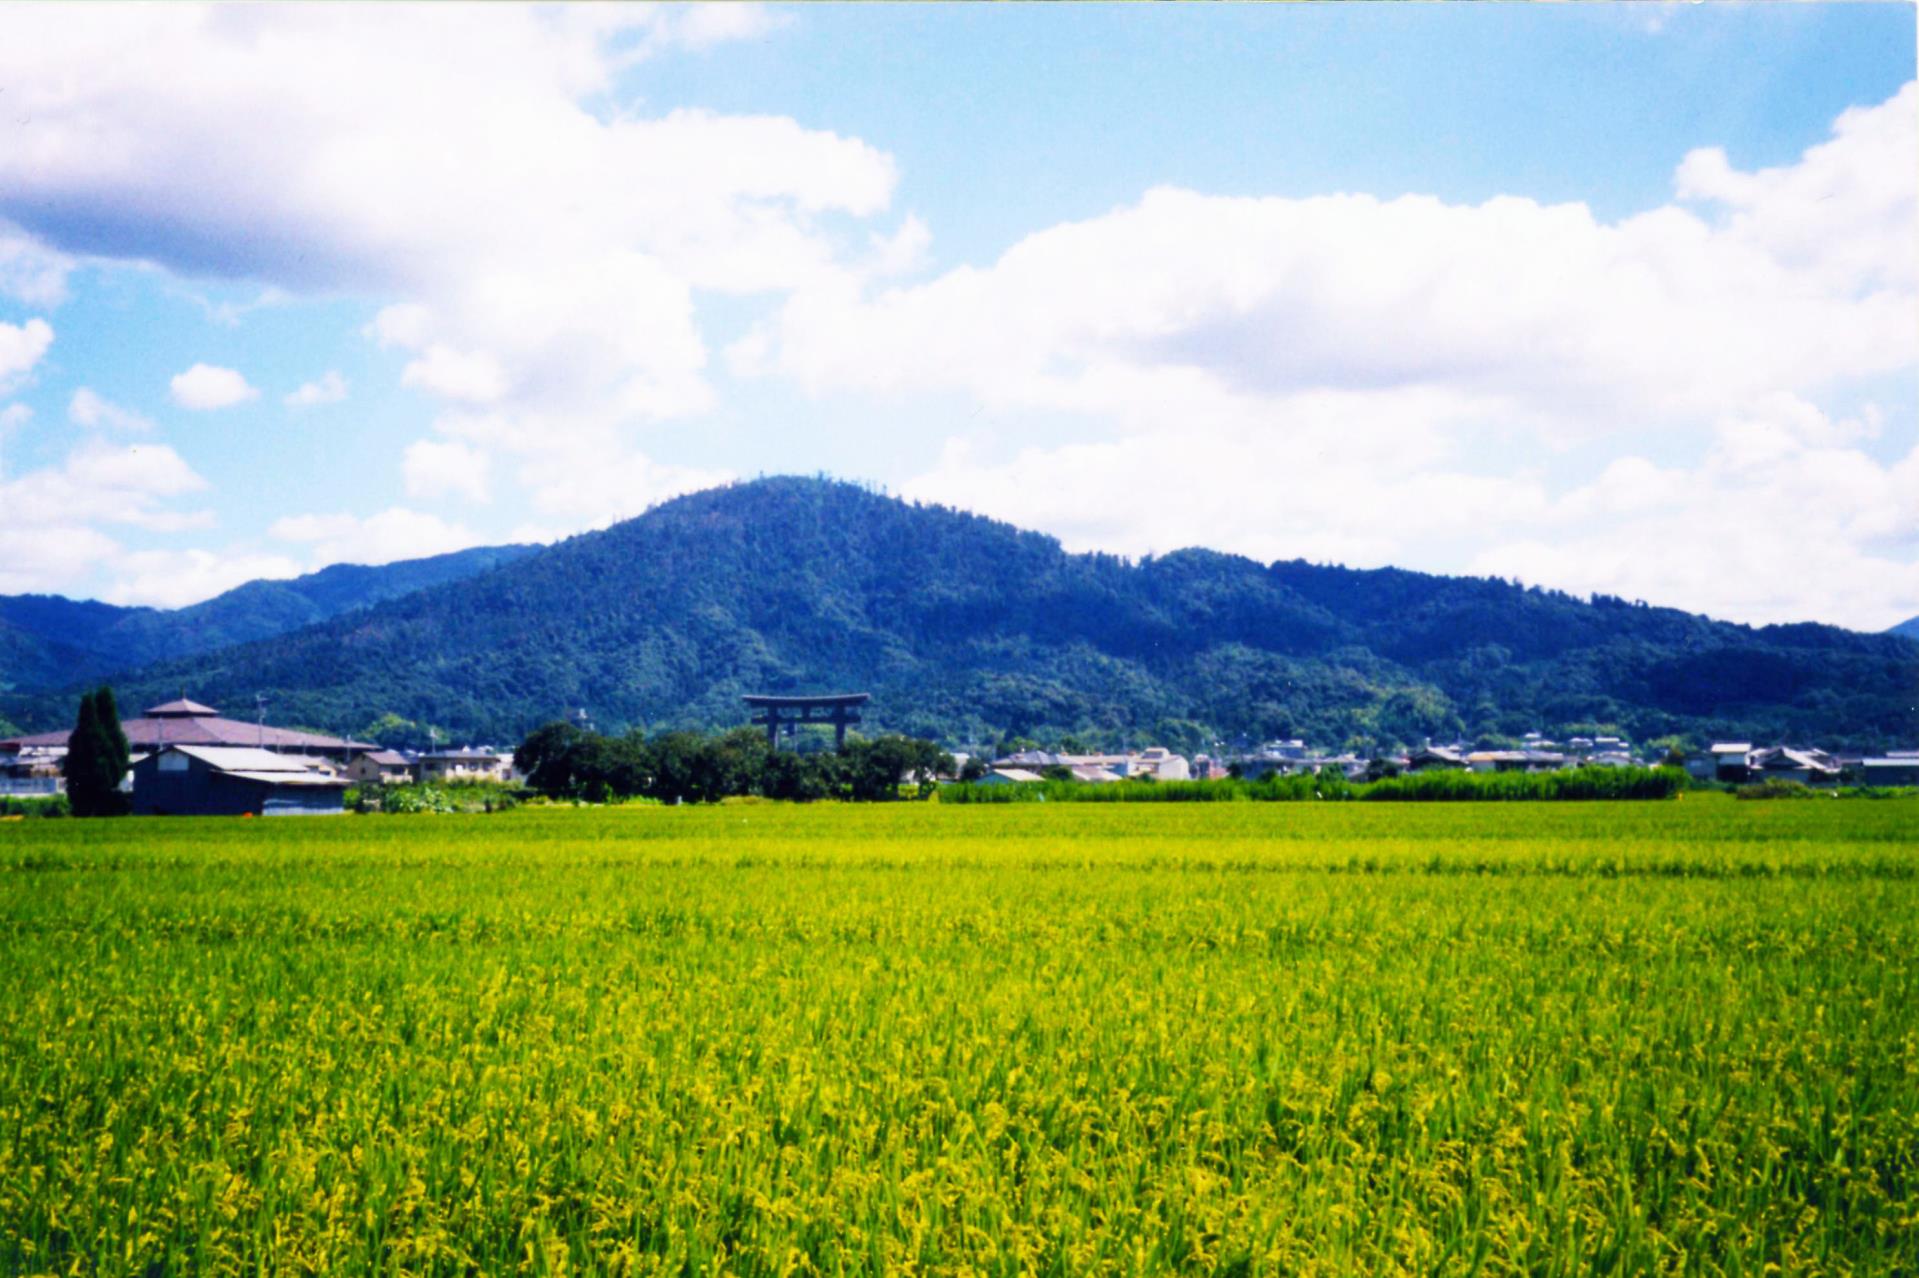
<box><xmin>1</xmin><ymin>716</ymin><xmax>370</xmax><ymax>754</ymax></box>
<box><xmin>145</xmin><ymin>698</ymin><xmax>220</xmax><ymax>717</ymax></box>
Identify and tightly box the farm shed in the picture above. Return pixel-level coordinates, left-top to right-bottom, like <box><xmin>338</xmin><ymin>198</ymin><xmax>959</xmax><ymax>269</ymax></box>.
<box><xmin>132</xmin><ymin>745</ymin><xmax>348</xmax><ymax>817</ymax></box>
<box><xmin>1860</xmin><ymin>757</ymin><xmax>1919</xmax><ymax>787</ymax></box>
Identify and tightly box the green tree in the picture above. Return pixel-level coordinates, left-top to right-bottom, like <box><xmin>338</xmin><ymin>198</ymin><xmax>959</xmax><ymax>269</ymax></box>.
<box><xmin>514</xmin><ymin>721</ymin><xmax>588</xmax><ymax>795</ymax></box>
<box><xmin>94</xmin><ymin>686</ymin><xmax>131</xmax><ymax>794</ymax></box>
<box><xmin>358</xmin><ymin>712</ymin><xmax>423</xmax><ymax>748</ymax></box>
<box><xmin>64</xmin><ymin>687</ymin><xmax>130</xmax><ymax>818</ymax></box>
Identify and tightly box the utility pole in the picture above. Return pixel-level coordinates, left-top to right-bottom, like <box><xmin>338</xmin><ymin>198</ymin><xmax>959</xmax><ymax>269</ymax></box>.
<box><xmin>256</xmin><ymin>694</ymin><xmax>267</xmax><ymax>750</ymax></box>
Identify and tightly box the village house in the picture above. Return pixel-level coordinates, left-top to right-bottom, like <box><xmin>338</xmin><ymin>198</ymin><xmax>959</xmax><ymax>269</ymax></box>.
<box><xmin>418</xmin><ymin>748</ymin><xmax>512</xmax><ymax>783</ymax></box>
<box><xmin>0</xmin><ymin>746</ymin><xmax>66</xmax><ymax>796</ymax></box>
<box><xmin>979</xmin><ymin>767</ymin><xmax>1045</xmax><ymax>785</ymax></box>
<box><xmin>342</xmin><ymin>749</ymin><xmax>417</xmax><ymax>786</ymax></box>
<box><xmin>986</xmin><ymin>748</ymin><xmax>1192</xmax><ymax>782</ymax></box>
<box><xmin>1406</xmin><ymin>746</ymin><xmax>1467</xmax><ymax>772</ymax></box>
<box><xmin>0</xmin><ymin>698</ymin><xmax>371</xmax><ymax>764</ymax></box>
<box><xmin>1748</xmin><ymin>746</ymin><xmax>1841</xmax><ymax>787</ymax></box>
<box><xmin>1466</xmin><ymin>749</ymin><xmax>1568</xmax><ymax>774</ymax></box>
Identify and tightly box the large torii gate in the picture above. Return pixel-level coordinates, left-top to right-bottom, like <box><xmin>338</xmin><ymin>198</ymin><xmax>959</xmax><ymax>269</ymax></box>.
<box><xmin>742</xmin><ymin>692</ymin><xmax>870</xmax><ymax>750</ymax></box>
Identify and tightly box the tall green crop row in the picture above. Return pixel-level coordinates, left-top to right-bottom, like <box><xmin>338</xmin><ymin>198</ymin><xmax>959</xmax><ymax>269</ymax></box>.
<box><xmin>1</xmin><ymin>799</ymin><xmax>1914</xmax><ymax>1275</ymax></box>
<box><xmin>941</xmin><ymin>765</ymin><xmax>1689</xmax><ymax>804</ymax></box>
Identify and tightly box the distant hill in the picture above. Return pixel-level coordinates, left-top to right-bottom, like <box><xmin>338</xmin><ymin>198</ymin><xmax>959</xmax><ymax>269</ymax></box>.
<box><xmin>0</xmin><ymin>543</ymin><xmax>535</xmax><ymax>693</ymax></box>
<box><xmin>1891</xmin><ymin>616</ymin><xmax>1919</xmax><ymax>641</ymax></box>
<box><xmin>4</xmin><ymin>478</ymin><xmax>1913</xmax><ymax>751</ymax></box>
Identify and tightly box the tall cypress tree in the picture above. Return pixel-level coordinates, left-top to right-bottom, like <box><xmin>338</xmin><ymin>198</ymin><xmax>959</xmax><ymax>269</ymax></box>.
<box><xmin>63</xmin><ymin>687</ymin><xmax>131</xmax><ymax>818</ymax></box>
<box><xmin>65</xmin><ymin>691</ymin><xmax>107</xmax><ymax>817</ymax></box>
<box><xmin>93</xmin><ymin>686</ymin><xmax>132</xmax><ymax>815</ymax></box>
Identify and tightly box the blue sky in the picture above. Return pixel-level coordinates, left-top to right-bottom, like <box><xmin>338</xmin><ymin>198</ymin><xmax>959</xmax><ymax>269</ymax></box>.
<box><xmin>0</xmin><ymin>3</ymin><xmax>1913</xmax><ymax>628</ymax></box>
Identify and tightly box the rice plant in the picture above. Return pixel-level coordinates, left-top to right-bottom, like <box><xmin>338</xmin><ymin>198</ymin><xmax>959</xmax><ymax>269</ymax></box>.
<box><xmin>1</xmin><ymin>797</ymin><xmax>1913</xmax><ymax>1274</ymax></box>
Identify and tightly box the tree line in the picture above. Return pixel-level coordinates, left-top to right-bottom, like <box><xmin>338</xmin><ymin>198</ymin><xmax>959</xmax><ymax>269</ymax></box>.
<box><xmin>514</xmin><ymin>722</ymin><xmax>954</xmax><ymax>804</ymax></box>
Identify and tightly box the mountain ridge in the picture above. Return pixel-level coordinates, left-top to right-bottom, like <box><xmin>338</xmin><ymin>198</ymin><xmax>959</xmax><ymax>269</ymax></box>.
<box><xmin>3</xmin><ymin>477</ymin><xmax>1913</xmax><ymax>751</ymax></box>
<box><xmin>0</xmin><ymin>543</ymin><xmax>536</xmax><ymax>693</ymax></box>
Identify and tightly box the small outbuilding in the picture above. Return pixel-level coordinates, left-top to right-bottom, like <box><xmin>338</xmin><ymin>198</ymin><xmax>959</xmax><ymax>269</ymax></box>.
<box><xmin>1709</xmin><ymin>742</ymin><xmax>1754</xmax><ymax>783</ymax></box>
<box><xmin>132</xmin><ymin>745</ymin><xmax>349</xmax><ymax>817</ymax></box>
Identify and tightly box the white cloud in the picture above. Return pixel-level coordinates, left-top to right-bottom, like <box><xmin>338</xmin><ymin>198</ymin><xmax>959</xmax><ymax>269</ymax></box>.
<box><xmin>269</xmin><ymin>506</ymin><xmax>484</xmax><ymax>568</ymax></box>
<box><xmin>400</xmin><ymin>346</ymin><xmax>509</xmax><ymax>405</ymax></box>
<box><xmin>0</xmin><ymin>440</ymin><xmax>214</xmax><ymax>595</ymax></box>
<box><xmin>0</xmin><ymin>4</ymin><xmax>891</xmax><ymax>532</ymax></box>
<box><xmin>783</xmin><ymin>83</ymin><xmax>1919</xmax><ymax>631</ymax></box>
<box><xmin>0</xmin><ymin>317</ymin><xmax>52</xmax><ymax>391</ymax></box>
<box><xmin>429</xmin><ymin>403</ymin><xmax>733</xmax><ymax>526</ymax></box>
<box><xmin>284</xmin><ymin>370</ymin><xmax>347</xmax><ymax>407</ymax></box>
<box><xmin>101</xmin><ymin>548</ymin><xmax>303</xmax><ymax>609</ymax></box>
<box><xmin>0</xmin><ymin>525</ymin><xmax>122</xmax><ymax>597</ymax></box>
<box><xmin>0</xmin><ymin>222</ymin><xmax>71</xmax><ymax>305</ymax></box>
<box><xmin>69</xmin><ymin>387</ymin><xmax>156</xmax><ymax>433</ymax></box>
<box><xmin>665</xmin><ymin>3</ymin><xmax>791</xmax><ymax>51</ymax></box>
<box><xmin>1468</xmin><ymin>399</ymin><xmax>1919</xmax><ymax>630</ymax></box>
<box><xmin>0</xmin><ymin>402</ymin><xmax>30</xmax><ymax>431</ymax></box>
<box><xmin>169</xmin><ymin>363</ymin><xmax>259</xmax><ymax>410</ymax></box>
<box><xmin>402</xmin><ymin>438</ymin><xmax>491</xmax><ymax>503</ymax></box>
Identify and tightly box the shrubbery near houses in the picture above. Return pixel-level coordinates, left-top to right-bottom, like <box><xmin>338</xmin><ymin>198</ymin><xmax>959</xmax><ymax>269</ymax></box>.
<box><xmin>514</xmin><ymin>722</ymin><xmax>952</xmax><ymax>804</ymax></box>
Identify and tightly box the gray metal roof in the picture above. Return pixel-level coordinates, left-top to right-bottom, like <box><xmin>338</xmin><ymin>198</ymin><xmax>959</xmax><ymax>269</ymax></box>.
<box><xmin>166</xmin><ymin>745</ymin><xmax>321</xmax><ymax>773</ymax></box>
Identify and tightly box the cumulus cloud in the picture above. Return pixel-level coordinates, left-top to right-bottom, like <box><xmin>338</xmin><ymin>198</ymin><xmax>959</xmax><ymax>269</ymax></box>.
<box><xmin>1469</xmin><ymin>432</ymin><xmax>1919</xmax><ymax>629</ymax></box>
<box><xmin>0</xmin><ymin>3</ymin><xmax>889</xmax><ymax>519</ymax></box>
<box><xmin>0</xmin><ymin>440</ymin><xmax>213</xmax><ymax>594</ymax></box>
<box><xmin>69</xmin><ymin>387</ymin><xmax>156</xmax><ymax>433</ymax></box>
<box><xmin>101</xmin><ymin>548</ymin><xmax>303</xmax><ymax>609</ymax></box>
<box><xmin>269</xmin><ymin>506</ymin><xmax>484</xmax><ymax>568</ymax></box>
<box><xmin>284</xmin><ymin>371</ymin><xmax>347</xmax><ymax>407</ymax></box>
<box><xmin>169</xmin><ymin>363</ymin><xmax>259</xmax><ymax>410</ymax></box>
<box><xmin>0</xmin><ymin>222</ymin><xmax>71</xmax><ymax>305</ymax></box>
<box><xmin>0</xmin><ymin>317</ymin><xmax>52</xmax><ymax>391</ymax></box>
<box><xmin>399</xmin><ymin>345</ymin><xmax>510</xmax><ymax>405</ymax></box>
<box><xmin>0</xmin><ymin>525</ymin><xmax>123</xmax><ymax>597</ymax></box>
<box><xmin>403</xmin><ymin>438</ymin><xmax>491</xmax><ymax>503</ymax></box>
<box><xmin>781</xmin><ymin>82</ymin><xmax>1919</xmax><ymax>631</ymax></box>
<box><xmin>664</xmin><ymin>3</ymin><xmax>791</xmax><ymax>51</ymax></box>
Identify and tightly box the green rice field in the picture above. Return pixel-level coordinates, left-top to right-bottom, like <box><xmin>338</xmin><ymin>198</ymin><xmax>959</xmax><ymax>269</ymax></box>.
<box><xmin>2</xmin><ymin>797</ymin><xmax>1915</xmax><ymax>1275</ymax></box>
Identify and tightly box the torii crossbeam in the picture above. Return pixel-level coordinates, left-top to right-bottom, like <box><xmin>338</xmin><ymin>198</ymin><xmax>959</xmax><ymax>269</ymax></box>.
<box><xmin>742</xmin><ymin>692</ymin><xmax>871</xmax><ymax>750</ymax></box>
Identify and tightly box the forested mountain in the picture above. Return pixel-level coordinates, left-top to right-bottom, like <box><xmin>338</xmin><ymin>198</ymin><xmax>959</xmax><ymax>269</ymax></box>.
<box><xmin>4</xmin><ymin>478</ymin><xmax>1913</xmax><ymax>751</ymax></box>
<box><xmin>0</xmin><ymin>544</ymin><xmax>534</xmax><ymax>693</ymax></box>
<box><xmin>1891</xmin><ymin>616</ymin><xmax>1919</xmax><ymax>641</ymax></box>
